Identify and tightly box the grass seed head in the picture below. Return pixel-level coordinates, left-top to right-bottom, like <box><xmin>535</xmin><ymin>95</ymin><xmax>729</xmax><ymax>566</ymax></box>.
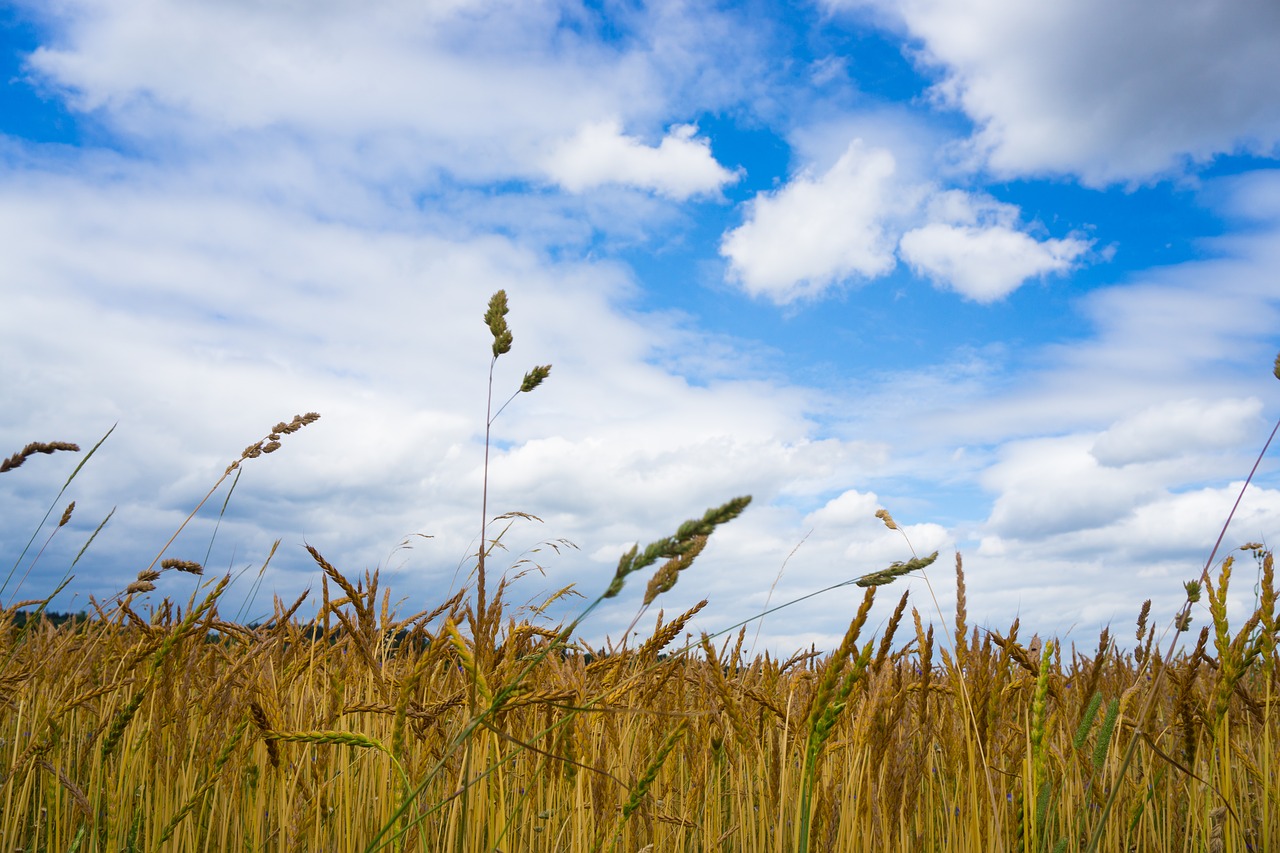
<box><xmin>875</xmin><ymin>508</ymin><xmax>898</xmax><ymax>530</ymax></box>
<box><xmin>0</xmin><ymin>441</ymin><xmax>80</xmax><ymax>473</ymax></box>
<box><xmin>230</xmin><ymin>414</ymin><xmax>320</xmax><ymax>471</ymax></box>
<box><xmin>485</xmin><ymin>289</ymin><xmax>513</xmax><ymax>356</ymax></box>
<box><xmin>273</xmin><ymin>413</ymin><xmax>320</xmax><ymax>435</ymax></box>
<box><xmin>521</xmin><ymin>364</ymin><xmax>551</xmax><ymax>392</ymax></box>
<box><xmin>643</xmin><ymin>535</ymin><xmax>707</xmax><ymax>606</ymax></box>
<box><xmin>857</xmin><ymin>551</ymin><xmax>938</xmax><ymax>588</ymax></box>
<box><xmin>160</xmin><ymin>558</ymin><xmax>203</xmax><ymax>575</ymax></box>
<box><xmin>607</xmin><ymin>496</ymin><xmax>750</xmax><ymax>599</ymax></box>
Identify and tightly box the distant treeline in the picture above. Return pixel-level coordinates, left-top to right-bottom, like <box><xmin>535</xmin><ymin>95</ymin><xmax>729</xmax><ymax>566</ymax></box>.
<box><xmin>3</xmin><ymin>609</ymin><xmax>624</xmax><ymax>661</ymax></box>
<box><xmin>6</xmin><ymin>609</ymin><xmax>90</xmax><ymax>628</ymax></box>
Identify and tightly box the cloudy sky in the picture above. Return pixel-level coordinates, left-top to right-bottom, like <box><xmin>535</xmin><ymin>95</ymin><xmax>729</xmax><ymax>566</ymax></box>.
<box><xmin>3</xmin><ymin>0</ymin><xmax>1279</xmax><ymax>656</ymax></box>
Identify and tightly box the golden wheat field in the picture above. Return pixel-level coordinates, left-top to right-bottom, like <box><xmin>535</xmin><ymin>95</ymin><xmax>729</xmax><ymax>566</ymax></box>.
<box><xmin>3</xmin><ymin>295</ymin><xmax>1277</xmax><ymax>852</ymax></box>
<box><xmin>2</xmin><ymin>547</ymin><xmax>1277</xmax><ymax>852</ymax></box>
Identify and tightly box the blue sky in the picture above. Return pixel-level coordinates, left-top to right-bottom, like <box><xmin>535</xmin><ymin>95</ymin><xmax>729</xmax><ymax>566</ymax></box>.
<box><xmin>2</xmin><ymin>0</ymin><xmax>1279</xmax><ymax>655</ymax></box>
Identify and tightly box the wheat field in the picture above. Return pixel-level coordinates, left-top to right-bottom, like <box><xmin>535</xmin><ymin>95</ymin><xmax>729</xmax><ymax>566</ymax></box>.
<box><xmin>2</xmin><ymin>296</ymin><xmax>1276</xmax><ymax>852</ymax></box>
<box><xmin>2</xmin><ymin>551</ymin><xmax>1276</xmax><ymax>852</ymax></box>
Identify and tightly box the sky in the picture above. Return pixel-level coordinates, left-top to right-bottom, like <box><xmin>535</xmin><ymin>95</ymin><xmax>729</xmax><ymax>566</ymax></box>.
<box><xmin>2</xmin><ymin>0</ymin><xmax>1279</xmax><ymax>658</ymax></box>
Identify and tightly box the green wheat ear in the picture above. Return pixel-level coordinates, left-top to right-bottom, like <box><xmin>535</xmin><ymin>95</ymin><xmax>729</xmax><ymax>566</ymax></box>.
<box><xmin>856</xmin><ymin>551</ymin><xmax>938</xmax><ymax>588</ymax></box>
<box><xmin>1072</xmin><ymin>692</ymin><xmax>1104</xmax><ymax>752</ymax></box>
<box><xmin>1273</xmin><ymin>349</ymin><xmax>1280</xmax><ymax>381</ymax></box>
<box><xmin>605</xmin><ymin>495</ymin><xmax>751</xmax><ymax>599</ymax></box>
<box><xmin>1092</xmin><ymin>698</ymin><xmax>1120</xmax><ymax>773</ymax></box>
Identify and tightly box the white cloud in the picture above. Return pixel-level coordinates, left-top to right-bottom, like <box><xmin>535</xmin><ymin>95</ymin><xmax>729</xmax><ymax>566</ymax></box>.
<box><xmin>26</xmin><ymin>2</ymin><xmax>611</xmax><ymax>135</ymax></box>
<box><xmin>982</xmin><ymin>435</ymin><xmax>1160</xmax><ymax>540</ymax></box>
<box><xmin>542</xmin><ymin>120</ymin><xmax>737</xmax><ymax>199</ymax></box>
<box><xmin>1091</xmin><ymin>398</ymin><xmax>1265</xmax><ymax>467</ymax></box>
<box><xmin>832</xmin><ymin>0</ymin><xmax>1280</xmax><ymax>184</ymax></box>
<box><xmin>15</xmin><ymin>0</ymin><xmax>750</xmax><ymax>191</ymax></box>
<box><xmin>720</xmin><ymin>140</ymin><xmax>906</xmax><ymax>302</ymax></box>
<box><xmin>899</xmin><ymin>191</ymin><xmax>1090</xmax><ymax>302</ymax></box>
<box><xmin>899</xmin><ymin>224</ymin><xmax>1084</xmax><ymax>302</ymax></box>
<box><xmin>969</xmin><ymin>481</ymin><xmax>1280</xmax><ymax>634</ymax></box>
<box><xmin>721</xmin><ymin>132</ymin><xmax>1090</xmax><ymax>305</ymax></box>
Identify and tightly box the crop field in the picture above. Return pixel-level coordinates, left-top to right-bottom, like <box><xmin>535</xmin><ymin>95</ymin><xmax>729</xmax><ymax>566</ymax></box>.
<box><xmin>2</xmin><ymin>295</ymin><xmax>1277</xmax><ymax>852</ymax></box>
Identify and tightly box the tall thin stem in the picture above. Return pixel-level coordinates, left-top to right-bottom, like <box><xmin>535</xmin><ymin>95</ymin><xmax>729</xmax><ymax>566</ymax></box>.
<box><xmin>478</xmin><ymin>354</ymin><xmax>497</xmax><ymax>642</ymax></box>
<box><xmin>458</xmin><ymin>355</ymin><xmax>499</xmax><ymax>853</ymax></box>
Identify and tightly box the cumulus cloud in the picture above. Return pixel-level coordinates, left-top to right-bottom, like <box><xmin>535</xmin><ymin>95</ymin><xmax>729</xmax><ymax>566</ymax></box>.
<box><xmin>899</xmin><ymin>190</ymin><xmax>1091</xmax><ymax>302</ymax></box>
<box><xmin>720</xmin><ymin>140</ymin><xmax>906</xmax><ymax>303</ymax></box>
<box><xmin>720</xmin><ymin>135</ymin><xmax>1089</xmax><ymax>305</ymax></box>
<box><xmin>831</xmin><ymin>0</ymin><xmax>1280</xmax><ymax>184</ymax></box>
<box><xmin>542</xmin><ymin>120</ymin><xmax>737</xmax><ymax>199</ymax></box>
